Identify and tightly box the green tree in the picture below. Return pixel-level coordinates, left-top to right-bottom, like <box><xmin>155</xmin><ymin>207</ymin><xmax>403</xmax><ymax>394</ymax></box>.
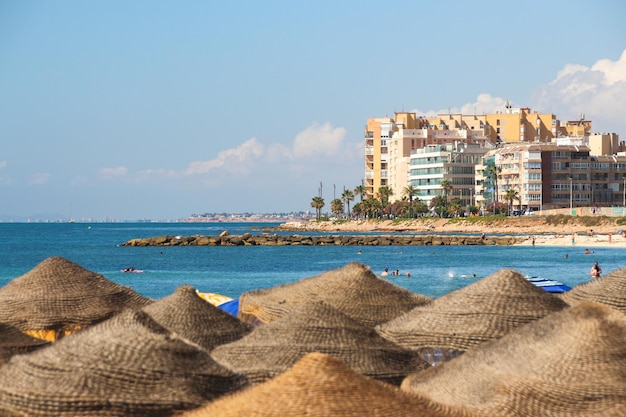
<box><xmin>310</xmin><ymin>196</ymin><xmax>325</xmax><ymax>221</ymax></box>
<box><xmin>430</xmin><ymin>195</ymin><xmax>448</xmax><ymax>218</ymax></box>
<box><xmin>341</xmin><ymin>189</ymin><xmax>355</xmax><ymax>218</ymax></box>
<box><xmin>440</xmin><ymin>179</ymin><xmax>453</xmax><ymax>202</ymax></box>
<box><xmin>505</xmin><ymin>188</ymin><xmax>520</xmax><ymax>216</ymax></box>
<box><xmin>414</xmin><ymin>201</ymin><xmax>429</xmax><ymax>216</ymax></box>
<box><xmin>488</xmin><ymin>165</ymin><xmax>502</xmax><ymax>205</ymax></box>
<box><xmin>448</xmin><ymin>197</ymin><xmax>463</xmax><ymax>217</ymax></box>
<box><xmin>354</xmin><ymin>184</ymin><xmax>366</xmax><ymax>202</ymax></box>
<box><xmin>362</xmin><ymin>197</ymin><xmax>383</xmax><ymax>219</ymax></box>
<box><xmin>352</xmin><ymin>202</ymin><xmax>363</xmax><ymax>219</ymax></box>
<box><xmin>330</xmin><ymin>198</ymin><xmax>344</xmax><ymax>218</ymax></box>
<box><xmin>403</xmin><ymin>185</ymin><xmax>419</xmax><ymax>218</ymax></box>
<box><xmin>377</xmin><ymin>186</ymin><xmax>393</xmax><ymax>208</ymax></box>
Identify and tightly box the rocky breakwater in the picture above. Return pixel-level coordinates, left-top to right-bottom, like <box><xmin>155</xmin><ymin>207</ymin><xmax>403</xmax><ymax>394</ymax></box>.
<box><xmin>121</xmin><ymin>232</ymin><xmax>526</xmax><ymax>247</ymax></box>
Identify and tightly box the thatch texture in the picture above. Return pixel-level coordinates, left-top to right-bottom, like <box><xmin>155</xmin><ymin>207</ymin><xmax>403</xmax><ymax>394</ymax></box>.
<box><xmin>0</xmin><ymin>309</ymin><xmax>247</xmax><ymax>416</ymax></box>
<box><xmin>559</xmin><ymin>266</ymin><xmax>626</xmax><ymax>313</ymax></box>
<box><xmin>401</xmin><ymin>302</ymin><xmax>626</xmax><ymax>417</ymax></box>
<box><xmin>182</xmin><ymin>352</ymin><xmax>477</xmax><ymax>417</ymax></box>
<box><xmin>376</xmin><ymin>269</ymin><xmax>568</xmax><ymax>362</ymax></box>
<box><xmin>238</xmin><ymin>262</ymin><xmax>431</xmax><ymax>327</ymax></box>
<box><xmin>143</xmin><ymin>285</ymin><xmax>252</xmax><ymax>350</ymax></box>
<box><xmin>211</xmin><ymin>300</ymin><xmax>429</xmax><ymax>386</ymax></box>
<box><xmin>0</xmin><ymin>256</ymin><xmax>153</xmax><ymax>340</ymax></box>
<box><xmin>0</xmin><ymin>323</ymin><xmax>50</xmax><ymax>366</ymax></box>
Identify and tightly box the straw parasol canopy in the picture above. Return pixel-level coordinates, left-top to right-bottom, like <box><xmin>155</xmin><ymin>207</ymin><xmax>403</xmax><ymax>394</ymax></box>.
<box><xmin>142</xmin><ymin>284</ymin><xmax>252</xmax><ymax>351</ymax></box>
<box><xmin>559</xmin><ymin>266</ymin><xmax>626</xmax><ymax>313</ymax></box>
<box><xmin>0</xmin><ymin>309</ymin><xmax>247</xmax><ymax>416</ymax></box>
<box><xmin>211</xmin><ymin>300</ymin><xmax>430</xmax><ymax>386</ymax></box>
<box><xmin>181</xmin><ymin>352</ymin><xmax>477</xmax><ymax>417</ymax></box>
<box><xmin>0</xmin><ymin>323</ymin><xmax>50</xmax><ymax>366</ymax></box>
<box><xmin>238</xmin><ymin>262</ymin><xmax>431</xmax><ymax>327</ymax></box>
<box><xmin>401</xmin><ymin>302</ymin><xmax>626</xmax><ymax>416</ymax></box>
<box><xmin>0</xmin><ymin>256</ymin><xmax>153</xmax><ymax>341</ymax></box>
<box><xmin>376</xmin><ymin>269</ymin><xmax>569</xmax><ymax>363</ymax></box>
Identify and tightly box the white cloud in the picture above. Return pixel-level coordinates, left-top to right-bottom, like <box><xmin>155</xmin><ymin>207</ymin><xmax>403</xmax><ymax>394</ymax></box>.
<box><xmin>99</xmin><ymin>166</ymin><xmax>128</xmax><ymax>179</ymax></box>
<box><xmin>0</xmin><ymin>160</ymin><xmax>6</xmax><ymax>169</ymax></box>
<box><xmin>184</xmin><ymin>138</ymin><xmax>264</xmax><ymax>175</ymax></box>
<box><xmin>292</xmin><ymin>122</ymin><xmax>347</xmax><ymax>159</ymax></box>
<box><xmin>407</xmin><ymin>50</ymin><xmax>626</xmax><ymax>138</ymax></box>
<box><xmin>29</xmin><ymin>172</ymin><xmax>50</xmax><ymax>185</ymax></box>
<box><xmin>530</xmin><ymin>49</ymin><xmax>626</xmax><ymax>134</ymax></box>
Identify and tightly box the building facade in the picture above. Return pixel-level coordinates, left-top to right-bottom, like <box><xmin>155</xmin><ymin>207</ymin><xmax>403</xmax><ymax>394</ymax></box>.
<box><xmin>409</xmin><ymin>143</ymin><xmax>489</xmax><ymax>209</ymax></box>
<box><xmin>489</xmin><ymin>143</ymin><xmax>626</xmax><ymax>212</ymax></box>
<box><xmin>365</xmin><ymin>105</ymin><xmax>624</xmax><ymax>212</ymax></box>
<box><xmin>365</xmin><ymin>111</ymin><xmax>492</xmax><ymax>201</ymax></box>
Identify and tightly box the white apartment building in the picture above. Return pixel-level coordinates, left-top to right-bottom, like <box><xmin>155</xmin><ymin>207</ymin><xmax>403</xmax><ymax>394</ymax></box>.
<box><xmin>409</xmin><ymin>143</ymin><xmax>490</xmax><ymax>208</ymax></box>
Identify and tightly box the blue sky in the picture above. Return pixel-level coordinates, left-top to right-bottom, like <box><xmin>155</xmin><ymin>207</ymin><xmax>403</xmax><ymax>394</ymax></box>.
<box><xmin>1</xmin><ymin>1</ymin><xmax>625</xmax><ymax>221</ymax></box>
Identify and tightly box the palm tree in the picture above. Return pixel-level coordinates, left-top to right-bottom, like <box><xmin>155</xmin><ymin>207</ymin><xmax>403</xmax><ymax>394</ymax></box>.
<box><xmin>354</xmin><ymin>184</ymin><xmax>366</xmax><ymax>202</ymax></box>
<box><xmin>377</xmin><ymin>186</ymin><xmax>393</xmax><ymax>208</ymax></box>
<box><xmin>504</xmin><ymin>188</ymin><xmax>520</xmax><ymax>216</ymax></box>
<box><xmin>440</xmin><ymin>179</ymin><xmax>453</xmax><ymax>202</ymax></box>
<box><xmin>341</xmin><ymin>189</ymin><xmax>355</xmax><ymax>218</ymax></box>
<box><xmin>403</xmin><ymin>185</ymin><xmax>419</xmax><ymax>218</ymax></box>
<box><xmin>488</xmin><ymin>165</ymin><xmax>502</xmax><ymax>205</ymax></box>
<box><xmin>330</xmin><ymin>198</ymin><xmax>344</xmax><ymax>218</ymax></box>
<box><xmin>310</xmin><ymin>196</ymin><xmax>325</xmax><ymax>221</ymax></box>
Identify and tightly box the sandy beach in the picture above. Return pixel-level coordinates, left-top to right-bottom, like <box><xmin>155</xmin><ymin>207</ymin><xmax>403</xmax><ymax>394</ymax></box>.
<box><xmin>277</xmin><ymin>216</ymin><xmax>626</xmax><ymax>248</ymax></box>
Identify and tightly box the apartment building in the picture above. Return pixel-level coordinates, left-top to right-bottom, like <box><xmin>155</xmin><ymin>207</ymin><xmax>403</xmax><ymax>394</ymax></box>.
<box><xmin>365</xmin><ymin>106</ymin><xmax>624</xmax><ymax>212</ymax></box>
<box><xmin>365</xmin><ymin>111</ymin><xmax>492</xmax><ymax>200</ymax></box>
<box><xmin>484</xmin><ymin>101</ymin><xmax>559</xmax><ymax>143</ymax></box>
<box><xmin>489</xmin><ymin>143</ymin><xmax>626</xmax><ymax>212</ymax></box>
<box><xmin>409</xmin><ymin>143</ymin><xmax>489</xmax><ymax>208</ymax></box>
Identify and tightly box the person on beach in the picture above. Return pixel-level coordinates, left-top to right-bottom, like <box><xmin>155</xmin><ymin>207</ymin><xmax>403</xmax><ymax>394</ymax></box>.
<box><xmin>590</xmin><ymin>262</ymin><xmax>602</xmax><ymax>278</ymax></box>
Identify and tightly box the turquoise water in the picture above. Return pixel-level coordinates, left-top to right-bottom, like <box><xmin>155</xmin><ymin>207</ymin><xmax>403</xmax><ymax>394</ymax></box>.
<box><xmin>0</xmin><ymin>222</ymin><xmax>621</xmax><ymax>300</ymax></box>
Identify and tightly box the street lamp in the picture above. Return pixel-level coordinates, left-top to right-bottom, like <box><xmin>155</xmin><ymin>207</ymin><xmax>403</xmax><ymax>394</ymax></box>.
<box><xmin>569</xmin><ymin>177</ymin><xmax>573</xmax><ymax>212</ymax></box>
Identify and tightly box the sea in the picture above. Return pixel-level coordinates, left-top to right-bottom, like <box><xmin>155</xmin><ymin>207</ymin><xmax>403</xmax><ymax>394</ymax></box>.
<box><xmin>0</xmin><ymin>222</ymin><xmax>621</xmax><ymax>301</ymax></box>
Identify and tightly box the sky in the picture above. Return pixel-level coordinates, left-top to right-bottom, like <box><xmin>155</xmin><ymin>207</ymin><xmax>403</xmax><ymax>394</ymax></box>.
<box><xmin>1</xmin><ymin>1</ymin><xmax>625</xmax><ymax>221</ymax></box>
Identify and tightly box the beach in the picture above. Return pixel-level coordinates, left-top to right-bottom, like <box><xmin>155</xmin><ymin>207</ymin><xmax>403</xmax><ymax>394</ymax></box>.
<box><xmin>276</xmin><ymin>216</ymin><xmax>626</xmax><ymax>248</ymax></box>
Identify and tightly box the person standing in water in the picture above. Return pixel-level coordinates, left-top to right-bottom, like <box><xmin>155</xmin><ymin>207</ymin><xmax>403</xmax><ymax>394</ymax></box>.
<box><xmin>590</xmin><ymin>262</ymin><xmax>602</xmax><ymax>278</ymax></box>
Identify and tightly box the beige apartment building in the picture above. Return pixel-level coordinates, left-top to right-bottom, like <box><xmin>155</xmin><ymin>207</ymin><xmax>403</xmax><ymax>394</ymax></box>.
<box><xmin>484</xmin><ymin>101</ymin><xmax>558</xmax><ymax>143</ymax></box>
<box><xmin>489</xmin><ymin>143</ymin><xmax>626</xmax><ymax>212</ymax></box>
<box><xmin>365</xmin><ymin>105</ymin><xmax>624</xmax><ymax>212</ymax></box>
<box><xmin>365</xmin><ymin>111</ymin><xmax>491</xmax><ymax>200</ymax></box>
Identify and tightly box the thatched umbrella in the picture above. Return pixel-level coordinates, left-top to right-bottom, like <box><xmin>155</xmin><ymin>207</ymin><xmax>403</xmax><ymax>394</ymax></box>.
<box><xmin>559</xmin><ymin>266</ymin><xmax>626</xmax><ymax>313</ymax></box>
<box><xmin>0</xmin><ymin>323</ymin><xmax>50</xmax><ymax>366</ymax></box>
<box><xmin>401</xmin><ymin>302</ymin><xmax>626</xmax><ymax>416</ymax></box>
<box><xmin>0</xmin><ymin>309</ymin><xmax>247</xmax><ymax>416</ymax></box>
<box><xmin>238</xmin><ymin>262</ymin><xmax>431</xmax><ymax>327</ymax></box>
<box><xmin>376</xmin><ymin>269</ymin><xmax>568</xmax><ymax>364</ymax></box>
<box><xmin>181</xmin><ymin>352</ymin><xmax>476</xmax><ymax>417</ymax></box>
<box><xmin>211</xmin><ymin>300</ymin><xmax>429</xmax><ymax>386</ymax></box>
<box><xmin>0</xmin><ymin>256</ymin><xmax>153</xmax><ymax>341</ymax></box>
<box><xmin>143</xmin><ymin>285</ymin><xmax>252</xmax><ymax>351</ymax></box>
